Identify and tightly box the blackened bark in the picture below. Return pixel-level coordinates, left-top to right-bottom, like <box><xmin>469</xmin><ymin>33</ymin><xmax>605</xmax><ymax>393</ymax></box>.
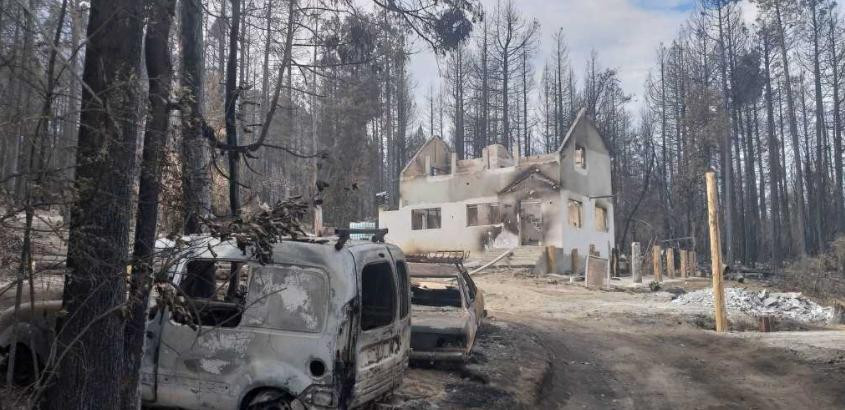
<box><xmin>181</xmin><ymin>0</ymin><xmax>212</xmax><ymax>232</ymax></box>
<box><xmin>809</xmin><ymin>1</ymin><xmax>827</xmax><ymax>251</ymax></box>
<box><xmin>226</xmin><ymin>0</ymin><xmax>242</xmax><ymax>215</ymax></box>
<box><xmin>62</xmin><ymin>0</ymin><xmax>82</xmax><ymax>184</ymax></box>
<box><xmin>774</xmin><ymin>1</ymin><xmax>807</xmax><ymax>254</ymax></box>
<box><xmin>45</xmin><ymin>0</ymin><xmax>144</xmax><ymax>407</ymax></box>
<box><xmin>453</xmin><ymin>46</ymin><xmax>465</xmax><ymax>159</ymax></box>
<box><xmin>123</xmin><ymin>1</ymin><xmax>176</xmax><ymax>407</ymax></box>
<box><xmin>716</xmin><ymin>4</ymin><xmax>735</xmax><ymax>263</ymax></box>
<box><xmin>522</xmin><ymin>48</ymin><xmax>529</xmax><ymax>155</ymax></box>
<box><xmin>480</xmin><ymin>20</ymin><xmax>489</xmax><ymax>150</ymax></box>
<box><xmin>831</xmin><ymin>17</ymin><xmax>844</xmax><ymax>232</ymax></box>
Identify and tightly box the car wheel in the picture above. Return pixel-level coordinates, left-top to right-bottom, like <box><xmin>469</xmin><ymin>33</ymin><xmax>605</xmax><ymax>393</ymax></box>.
<box><xmin>0</xmin><ymin>347</ymin><xmax>38</xmax><ymax>386</ymax></box>
<box><xmin>246</xmin><ymin>390</ymin><xmax>304</xmax><ymax>410</ymax></box>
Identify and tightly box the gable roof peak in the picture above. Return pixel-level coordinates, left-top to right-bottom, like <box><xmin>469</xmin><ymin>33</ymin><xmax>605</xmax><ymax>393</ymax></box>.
<box><xmin>556</xmin><ymin>108</ymin><xmax>611</xmax><ymax>154</ymax></box>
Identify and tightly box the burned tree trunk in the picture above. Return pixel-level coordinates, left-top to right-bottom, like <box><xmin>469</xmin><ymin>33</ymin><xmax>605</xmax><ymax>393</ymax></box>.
<box><xmin>123</xmin><ymin>0</ymin><xmax>177</xmax><ymax>407</ymax></box>
<box><xmin>774</xmin><ymin>1</ymin><xmax>808</xmax><ymax>255</ymax></box>
<box><xmin>226</xmin><ymin>0</ymin><xmax>242</xmax><ymax>215</ymax></box>
<box><xmin>181</xmin><ymin>0</ymin><xmax>212</xmax><ymax>232</ymax></box>
<box><xmin>45</xmin><ymin>0</ymin><xmax>144</xmax><ymax>407</ymax></box>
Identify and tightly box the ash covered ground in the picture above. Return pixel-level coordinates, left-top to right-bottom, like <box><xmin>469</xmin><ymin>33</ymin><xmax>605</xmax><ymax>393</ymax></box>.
<box><xmin>391</xmin><ymin>270</ymin><xmax>845</xmax><ymax>409</ymax></box>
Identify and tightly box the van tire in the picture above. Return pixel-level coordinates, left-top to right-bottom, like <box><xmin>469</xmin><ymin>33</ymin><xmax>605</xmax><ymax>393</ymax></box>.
<box><xmin>0</xmin><ymin>344</ymin><xmax>39</xmax><ymax>386</ymax></box>
<box><xmin>244</xmin><ymin>389</ymin><xmax>296</xmax><ymax>410</ymax></box>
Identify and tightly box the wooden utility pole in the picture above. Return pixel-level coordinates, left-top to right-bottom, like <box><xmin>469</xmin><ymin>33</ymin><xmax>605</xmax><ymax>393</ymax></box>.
<box><xmin>706</xmin><ymin>170</ymin><xmax>728</xmax><ymax>332</ymax></box>
<box><xmin>632</xmin><ymin>242</ymin><xmax>642</xmax><ymax>283</ymax></box>
<box><xmin>652</xmin><ymin>245</ymin><xmax>662</xmax><ymax>282</ymax></box>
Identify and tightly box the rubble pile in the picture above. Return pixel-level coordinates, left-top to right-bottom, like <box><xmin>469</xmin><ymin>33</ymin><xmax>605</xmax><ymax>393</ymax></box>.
<box><xmin>672</xmin><ymin>288</ymin><xmax>835</xmax><ymax>323</ymax></box>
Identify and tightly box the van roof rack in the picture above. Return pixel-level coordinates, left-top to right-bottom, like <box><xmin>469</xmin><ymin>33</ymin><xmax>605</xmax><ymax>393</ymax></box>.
<box><xmin>405</xmin><ymin>251</ymin><xmax>468</xmax><ymax>264</ymax></box>
<box><xmin>334</xmin><ymin>228</ymin><xmax>388</xmax><ymax>250</ymax></box>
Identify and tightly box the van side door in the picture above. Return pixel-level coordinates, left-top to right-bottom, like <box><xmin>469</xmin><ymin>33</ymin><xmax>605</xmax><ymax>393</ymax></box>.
<box><xmin>153</xmin><ymin>259</ymin><xmax>253</xmax><ymax>410</ymax></box>
<box><xmin>350</xmin><ymin>247</ymin><xmax>406</xmax><ymax>405</ymax></box>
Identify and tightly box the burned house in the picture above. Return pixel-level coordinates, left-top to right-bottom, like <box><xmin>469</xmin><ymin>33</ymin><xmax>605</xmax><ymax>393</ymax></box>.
<box><xmin>379</xmin><ymin>109</ymin><xmax>615</xmax><ymax>271</ymax></box>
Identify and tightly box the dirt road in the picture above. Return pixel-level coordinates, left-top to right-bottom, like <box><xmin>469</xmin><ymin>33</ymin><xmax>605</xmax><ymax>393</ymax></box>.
<box><xmin>397</xmin><ymin>270</ymin><xmax>845</xmax><ymax>409</ymax></box>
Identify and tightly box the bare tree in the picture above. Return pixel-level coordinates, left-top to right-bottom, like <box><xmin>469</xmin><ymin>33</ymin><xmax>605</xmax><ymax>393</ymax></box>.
<box><xmin>45</xmin><ymin>0</ymin><xmax>145</xmax><ymax>407</ymax></box>
<box><xmin>492</xmin><ymin>0</ymin><xmax>538</xmax><ymax>150</ymax></box>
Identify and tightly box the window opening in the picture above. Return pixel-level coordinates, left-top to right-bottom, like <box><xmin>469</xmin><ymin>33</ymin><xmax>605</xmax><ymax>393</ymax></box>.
<box><xmin>466</xmin><ymin>203</ymin><xmax>501</xmax><ymax>226</ymax></box>
<box><xmin>595</xmin><ymin>205</ymin><xmax>608</xmax><ymax>232</ymax></box>
<box><xmin>461</xmin><ymin>271</ymin><xmax>478</xmax><ymax>302</ymax></box>
<box><xmin>396</xmin><ymin>261</ymin><xmax>410</xmax><ymax>319</ymax></box>
<box><xmin>247</xmin><ymin>265</ymin><xmax>328</xmax><ymax>333</ymax></box>
<box><xmin>411</xmin><ymin>278</ymin><xmax>463</xmax><ymax>308</ymax></box>
<box><xmin>361</xmin><ymin>262</ymin><xmax>397</xmax><ymax>330</ymax></box>
<box><xmin>176</xmin><ymin>260</ymin><xmax>251</xmax><ymax>328</ymax></box>
<box><xmin>411</xmin><ymin>208</ymin><xmax>441</xmax><ymax>230</ymax></box>
<box><xmin>575</xmin><ymin>145</ymin><xmax>586</xmax><ymax>169</ymax></box>
<box><xmin>568</xmin><ymin>199</ymin><xmax>583</xmax><ymax>228</ymax></box>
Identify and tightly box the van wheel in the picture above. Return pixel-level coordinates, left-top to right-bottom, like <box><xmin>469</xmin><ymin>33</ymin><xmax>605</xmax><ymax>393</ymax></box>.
<box><xmin>245</xmin><ymin>390</ymin><xmax>298</xmax><ymax>410</ymax></box>
<box><xmin>0</xmin><ymin>345</ymin><xmax>38</xmax><ymax>386</ymax></box>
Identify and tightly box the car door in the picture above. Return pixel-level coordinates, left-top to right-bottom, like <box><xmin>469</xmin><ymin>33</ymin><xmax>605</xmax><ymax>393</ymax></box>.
<box><xmin>351</xmin><ymin>246</ymin><xmax>406</xmax><ymax>405</ymax></box>
<box><xmin>461</xmin><ymin>270</ymin><xmax>485</xmax><ymax>326</ymax></box>
<box><xmin>153</xmin><ymin>260</ymin><xmax>254</xmax><ymax>410</ymax></box>
<box><xmin>456</xmin><ymin>275</ymin><xmax>479</xmax><ymax>352</ymax></box>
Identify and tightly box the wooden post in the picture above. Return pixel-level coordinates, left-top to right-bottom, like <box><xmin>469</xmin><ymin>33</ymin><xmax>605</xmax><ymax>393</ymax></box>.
<box><xmin>706</xmin><ymin>170</ymin><xmax>728</xmax><ymax>333</ymax></box>
<box><xmin>632</xmin><ymin>242</ymin><xmax>642</xmax><ymax>283</ymax></box>
<box><xmin>571</xmin><ymin>248</ymin><xmax>580</xmax><ymax>275</ymax></box>
<box><xmin>680</xmin><ymin>250</ymin><xmax>688</xmax><ymax>279</ymax></box>
<box><xmin>546</xmin><ymin>246</ymin><xmax>557</xmax><ymax>274</ymax></box>
<box><xmin>652</xmin><ymin>245</ymin><xmax>662</xmax><ymax>282</ymax></box>
<box><xmin>666</xmin><ymin>247</ymin><xmax>675</xmax><ymax>278</ymax></box>
<box><xmin>606</xmin><ymin>242</ymin><xmax>612</xmax><ymax>287</ymax></box>
<box><xmin>314</xmin><ymin>204</ymin><xmax>323</xmax><ymax>236</ymax></box>
<box><xmin>691</xmin><ymin>251</ymin><xmax>699</xmax><ymax>277</ymax></box>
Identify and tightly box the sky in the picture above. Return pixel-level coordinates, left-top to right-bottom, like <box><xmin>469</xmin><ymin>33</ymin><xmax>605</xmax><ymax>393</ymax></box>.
<box><xmin>401</xmin><ymin>0</ymin><xmax>759</xmax><ymax>125</ymax></box>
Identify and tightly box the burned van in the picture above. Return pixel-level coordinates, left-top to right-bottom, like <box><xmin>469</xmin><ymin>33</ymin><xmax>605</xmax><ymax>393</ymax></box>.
<box><xmin>0</xmin><ymin>232</ymin><xmax>411</xmax><ymax>410</ymax></box>
<box><xmin>141</xmin><ymin>234</ymin><xmax>411</xmax><ymax>409</ymax></box>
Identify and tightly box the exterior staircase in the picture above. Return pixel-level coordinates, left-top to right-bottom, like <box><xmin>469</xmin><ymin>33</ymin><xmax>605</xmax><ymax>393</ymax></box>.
<box><xmin>467</xmin><ymin>246</ymin><xmax>546</xmax><ymax>269</ymax></box>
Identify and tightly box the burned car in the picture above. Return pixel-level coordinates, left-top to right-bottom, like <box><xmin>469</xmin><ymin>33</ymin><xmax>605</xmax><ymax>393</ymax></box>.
<box><xmin>406</xmin><ymin>252</ymin><xmax>485</xmax><ymax>362</ymax></box>
<box><xmin>0</xmin><ymin>230</ymin><xmax>411</xmax><ymax>410</ymax></box>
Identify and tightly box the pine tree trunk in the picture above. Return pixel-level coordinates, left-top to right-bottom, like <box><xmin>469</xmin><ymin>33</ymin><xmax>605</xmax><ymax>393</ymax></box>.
<box><xmin>45</xmin><ymin>0</ymin><xmax>144</xmax><ymax>407</ymax></box>
<box><xmin>716</xmin><ymin>4</ymin><xmax>735</xmax><ymax>263</ymax></box>
<box><xmin>181</xmin><ymin>0</ymin><xmax>212</xmax><ymax>231</ymax></box>
<box><xmin>123</xmin><ymin>1</ymin><xmax>176</xmax><ymax>407</ymax></box>
<box><xmin>831</xmin><ymin>17</ymin><xmax>845</xmax><ymax>233</ymax></box>
<box><xmin>774</xmin><ymin>1</ymin><xmax>808</xmax><ymax>254</ymax></box>
<box><xmin>810</xmin><ymin>2</ymin><xmax>827</xmax><ymax>250</ymax></box>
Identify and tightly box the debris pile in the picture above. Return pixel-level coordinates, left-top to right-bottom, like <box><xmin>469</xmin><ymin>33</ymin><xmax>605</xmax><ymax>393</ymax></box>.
<box><xmin>672</xmin><ymin>288</ymin><xmax>835</xmax><ymax>324</ymax></box>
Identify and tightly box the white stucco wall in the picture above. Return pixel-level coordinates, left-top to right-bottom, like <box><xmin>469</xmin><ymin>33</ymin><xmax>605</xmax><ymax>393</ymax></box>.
<box><xmin>379</xmin><ymin>196</ymin><xmax>509</xmax><ymax>254</ymax></box>
<box><xmin>560</xmin><ymin>191</ymin><xmax>615</xmax><ymax>261</ymax></box>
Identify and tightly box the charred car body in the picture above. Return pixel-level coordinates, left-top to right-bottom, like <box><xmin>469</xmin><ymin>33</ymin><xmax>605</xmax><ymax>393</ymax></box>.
<box><xmin>0</xmin><ymin>232</ymin><xmax>411</xmax><ymax>409</ymax></box>
<box><xmin>406</xmin><ymin>253</ymin><xmax>485</xmax><ymax>362</ymax></box>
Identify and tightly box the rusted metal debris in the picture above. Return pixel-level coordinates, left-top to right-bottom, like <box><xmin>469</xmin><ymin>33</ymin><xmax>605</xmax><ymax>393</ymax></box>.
<box><xmin>406</xmin><ymin>250</ymin><xmax>468</xmax><ymax>265</ymax></box>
